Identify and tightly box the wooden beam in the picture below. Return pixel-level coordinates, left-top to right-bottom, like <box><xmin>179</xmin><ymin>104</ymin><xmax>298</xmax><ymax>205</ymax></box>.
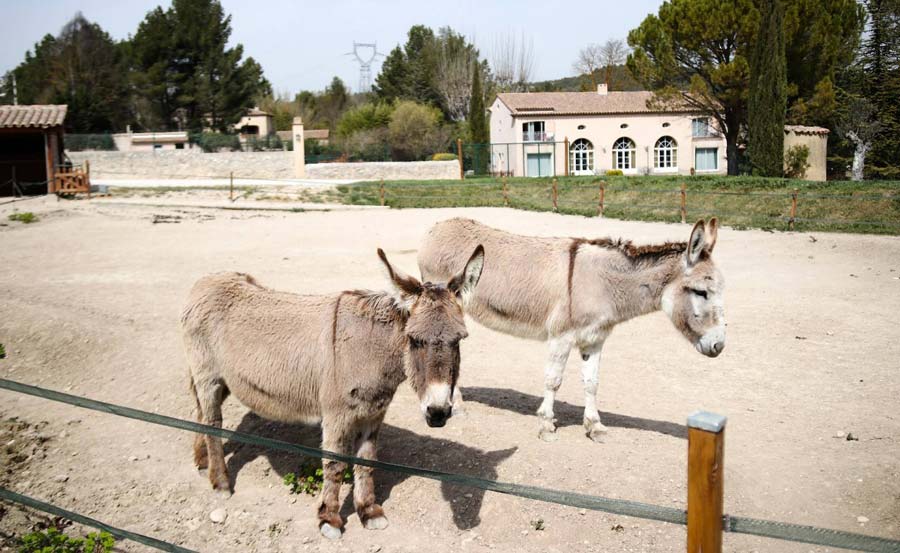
<box><xmin>687</xmin><ymin>411</ymin><xmax>726</xmax><ymax>553</ymax></box>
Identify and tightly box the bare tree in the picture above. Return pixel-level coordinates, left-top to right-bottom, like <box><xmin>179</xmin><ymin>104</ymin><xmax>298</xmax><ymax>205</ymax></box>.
<box><xmin>573</xmin><ymin>39</ymin><xmax>629</xmax><ymax>91</ymax></box>
<box><xmin>573</xmin><ymin>44</ymin><xmax>603</xmax><ymax>89</ymax></box>
<box><xmin>491</xmin><ymin>32</ymin><xmax>535</xmax><ymax>92</ymax></box>
<box><xmin>599</xmin><ymin>39</ymin><xmax>629</xmax><ymax>88</ymax></box>
<box><xmin>838</xmin><ymin>96</ymin><xmax>882</xmax><ymax>181</ymax></box>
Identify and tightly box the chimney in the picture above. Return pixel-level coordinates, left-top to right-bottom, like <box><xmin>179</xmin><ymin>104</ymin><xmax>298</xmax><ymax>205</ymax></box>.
<box><xmin>597</xmin><ymin>83</ymin><xmax>608</xmax><ymax>95</ymax></box>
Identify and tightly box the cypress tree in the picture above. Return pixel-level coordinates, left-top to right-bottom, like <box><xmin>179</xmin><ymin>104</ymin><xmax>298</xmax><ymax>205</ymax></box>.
<box><xmin>468</xmin><ymin>63</ymin><xmax>489</xmax><ymax>174</ymax></box>
<box><xmin>748</xmin><ymin>0</ymin><xmax>788</xmax><ymax>176</ymax></box>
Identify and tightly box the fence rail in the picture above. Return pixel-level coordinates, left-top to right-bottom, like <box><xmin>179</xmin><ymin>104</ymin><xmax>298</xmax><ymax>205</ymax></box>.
<box><xmin>1</xmin><ymin>378</ymin><xmax>899</xmax><ymax>552</ymax></box>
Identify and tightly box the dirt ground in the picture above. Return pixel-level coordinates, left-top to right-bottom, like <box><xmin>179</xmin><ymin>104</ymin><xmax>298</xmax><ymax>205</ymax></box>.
<box><xmin>1</xmin><ymin>195</ymin><xmax>898</xmax><ymax>553</ymax></box>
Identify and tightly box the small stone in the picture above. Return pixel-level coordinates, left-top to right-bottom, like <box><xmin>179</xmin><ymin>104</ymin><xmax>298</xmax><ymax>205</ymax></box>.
<box><xmin>129</xmin><ymin>456</ymin><xmax>139</xmax><ymax>462</ymax></box>
<box><xmin>846</xmin><ymin>433</ymin><xmax>859</xmax><ymax>441</ymax></box>
<box><xmin>521</xmin><ymin>530</ymin><xmax>528</xmax><ymax>536</ymax></box>
<box><xmin>209</xmin><ymin>508</ymin><xmax>227</xmax><ymax>524</ymax></box>
<box><xmin>58</xmin><ymin>431</ymin><xmax>67</xmax><ymax>439</ymax></box>
<box><xmin>53</xmin><ymin>474</ymin><xmax>69</xmax><ymax>483</ymax></box>
<box><xmin>834</xmin><ymin>431</ymin><xmax>846</xmax><ymax>439</ymax></box>
<box><xmin>857</xmin><ymin>516</ymin><xmax>869</xmax><ymax>523</ymax></box>
<box><xmin>301</xmin><ymin>536</ymin><xmax>312</xmax><ymax>544</ymax></box>
<box><xmin>579</xmin><ymin>509</ymin><xmax>586</xmax><ymax>516</ymax></box>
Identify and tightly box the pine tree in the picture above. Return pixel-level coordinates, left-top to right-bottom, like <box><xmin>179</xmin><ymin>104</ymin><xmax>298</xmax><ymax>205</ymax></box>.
<box><xmin>748</xmin><ymin>0</ymin><xmax>787</xmax><ymax>176</ymax></box>
<box><xmin>861</xmin><ymin>0</ymin><xmax>900</xmax><ymax>177</ymax></box>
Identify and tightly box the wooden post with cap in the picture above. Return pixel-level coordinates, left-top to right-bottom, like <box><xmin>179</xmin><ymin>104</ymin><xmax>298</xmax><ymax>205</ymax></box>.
<box><xmin>379</xmin><ymin>178</ymin><xmax>385</xmax><ymax>206</ymax></box>
<box><xmin>680</xmin><ymin>182</ymin><xmax>687</xmax><ymax>223</ymax></box>
<box><xmin>552</xmin><ymin>177</ymin><xmax>558</xmax><ymax>212</ymax></box>
<box><xmin>457</xmin><ymin>138</ymin><xmax>464</xmax><ymax>181</ymax></box>
<box><xmin>789</xmin><ymin>189</ymin><xmax>798</xmax><ymax>230</ymax></box>
<box><xmin>598</xmin><ymin>180</ymin><xmax>605</xmax><ymax>217</ymax></box>
<box><xmin>502</xmin><ymin>175</ymin><xmax>509</xmax><ymax>207</ymax></box>
<box><xmin>687</xmin><ymin>411</ymin><xmax>726</xmax><ymax>553</ymax></box>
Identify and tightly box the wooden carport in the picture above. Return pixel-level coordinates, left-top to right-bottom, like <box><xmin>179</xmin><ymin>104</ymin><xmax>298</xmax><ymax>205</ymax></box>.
<box><xmin>0</xmin><ymin>104</ymin><xmax>68</xmax><ymax>196</ymax></box>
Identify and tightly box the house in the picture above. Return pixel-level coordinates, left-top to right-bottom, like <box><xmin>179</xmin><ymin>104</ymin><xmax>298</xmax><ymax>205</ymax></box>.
<box><xmin>784</xmin><ymin>125</ymin><xmax>828</xmax><ymax>181</ymax></box>
<box><xmin>0</xmin><ymin>104</ymin><xmax>67</xmax><ymax>196</ymax></box>
<box><xmin>234</xmin><ymin>108</ymin><xmax>274</xmax><ymax>139</ymax></box>
<box><xmin>112</xmin><ymin>128</ymin><xmax>194</xmax><ymax>151</ymax></box>
<box><xmin>489</xmin><ymin>85</ymin><xmax>727</xmax><ymax>177</ymax></box>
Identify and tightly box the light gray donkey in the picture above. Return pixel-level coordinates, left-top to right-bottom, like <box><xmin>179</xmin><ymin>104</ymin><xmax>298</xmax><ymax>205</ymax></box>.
<box><xmin>181</xmin><ymin>245</ymin><xmax>484</xmax><ymax>539</ymax></box>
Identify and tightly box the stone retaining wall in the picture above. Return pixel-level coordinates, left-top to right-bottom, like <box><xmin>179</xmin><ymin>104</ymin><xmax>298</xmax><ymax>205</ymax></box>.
<box><xmin>67</xmin><ymin>151</ymin><xmax>458</xmax><ymax>181</ymax></box>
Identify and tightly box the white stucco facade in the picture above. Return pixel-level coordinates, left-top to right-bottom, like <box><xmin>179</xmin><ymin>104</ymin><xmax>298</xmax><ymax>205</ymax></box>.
<box><xmin>489</xmin><ymin>89</ymin><xmax>728</xmax><ymax>177</ymax></box>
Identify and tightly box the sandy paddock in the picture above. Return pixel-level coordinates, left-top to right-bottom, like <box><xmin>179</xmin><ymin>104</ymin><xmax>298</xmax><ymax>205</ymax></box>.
<box><xmin>1</xmin><ymin>196</ymin><xmax>898</xmax><ymax>553</ymax></box>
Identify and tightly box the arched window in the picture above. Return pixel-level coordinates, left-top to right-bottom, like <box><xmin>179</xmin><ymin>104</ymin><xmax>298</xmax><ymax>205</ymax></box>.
<box><xmin>654</xmin><ymin>136</ymin><xmax>678</xmax><ymax>169</ymax></box>
<box><xmin>569</xmin><ymin>138</ymin><xmax>594</xmax><ymax>175</ymax></box>
<box><xmin>612</xmin><ymin>137</ymin><xmax>635</xmax><ymax>171</ymax></box>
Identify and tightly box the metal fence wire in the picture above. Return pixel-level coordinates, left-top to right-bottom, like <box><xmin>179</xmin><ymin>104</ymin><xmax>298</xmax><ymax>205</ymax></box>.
<box><xmin>0</xmin><ymin>379</ymin><xmax>898</xmax><ymax>552</ymax></box>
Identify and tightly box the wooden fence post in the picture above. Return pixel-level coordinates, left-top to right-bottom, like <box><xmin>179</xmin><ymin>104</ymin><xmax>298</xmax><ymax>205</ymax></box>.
<box><xmin>687</xmin><ymin>411</ymin><xmax>726</xmax><ymax>553</ymax></box>
<box><xmin>229</xmin><ymin>172</ymin><xmax>234</xmax><ymax>202</ymax></box>
<box><xmin>552</xmin><ymin>178</ymin><xmax>558</xmax><ymax>212</ymax></box>
<box><xmin>379</xmin><ymin>179</ymin><xmax>385</xmax><ymax>206</ymax></box>
<box><xmin>457</xmin><ymin>139</ymin><xmax>464</xmax><ymax>181</ymax></box>
<box><xmin>85</xmin><ymin>160</ymin><xmax>91</xmax><ymax>199</ymax></box>
<box><xmin>502</xmin><ymin>176</ymin><xmax>509</xmax><ymax>207</ymax></box>
<box><xmin>598</xmin><ymin>180</ymin><xmax>605</xmax><ymax>218</ymax></box>
<box><xmin>681</xmin><ymin>182</ymin><xmax>687</xmax><ymax>224</ymax></box>
<box><xmin>789</xmin><ymin>189</ymin><xmax>798</xmax><ymax>230</ymax></box>
<box><xmin>564</xmin><ymin>137</ymin><xmax>570</xmax><ymax>177</ymax></box>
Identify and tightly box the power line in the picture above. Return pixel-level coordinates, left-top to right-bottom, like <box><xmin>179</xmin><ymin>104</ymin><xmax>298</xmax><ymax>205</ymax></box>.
<box><xmin>346</xmin><ymin>42</ymin><xmax>384</xmax><ymax>93</ymax></box>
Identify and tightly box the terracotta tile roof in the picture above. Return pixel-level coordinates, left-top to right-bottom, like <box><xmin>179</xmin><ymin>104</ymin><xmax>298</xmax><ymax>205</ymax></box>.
<box><xmin>0</xmin><ymin>104</ymin><xmax>67</xmax><ymax>129</ymax></box>
<box><xmin>495</xmin><ymin>91</ymin><xmax>697</xmax><ymax>116</ymax></box>
<box><xmin>246</xmin><ymin>108</ymin><xmax>271</xmax><ymax>116</ymax></box>
<box><xmin>304</xmin><ymin>129</ymin><xmax>329</xmax><ymax>140</ymax></box>
<box><xmin>784</xmin><ymin>125</ymin><xmax>830</xmax><ymax>135</ymax></box>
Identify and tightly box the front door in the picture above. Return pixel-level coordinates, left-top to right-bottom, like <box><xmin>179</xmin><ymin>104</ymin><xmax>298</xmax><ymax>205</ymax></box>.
<box><xmin>526</xmin><ymin>153</ymin><xmax>553</xmax><ymax>177</ymax></box>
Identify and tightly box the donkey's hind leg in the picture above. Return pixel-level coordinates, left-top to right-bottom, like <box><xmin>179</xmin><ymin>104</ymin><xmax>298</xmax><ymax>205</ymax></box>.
<box><xmin>188</xmin><ymin>376</ymin><xmax>208</xmax><ymax>470</ymax></box>
<box><xmin>195</xmin><ymin>379</ymin><xmax>231</xmax><ymax>494</ymax></box>
<box><xmin>535</xmin><ymin>335</ymin><xmax>574</xmax><ymax>442</ymax></box>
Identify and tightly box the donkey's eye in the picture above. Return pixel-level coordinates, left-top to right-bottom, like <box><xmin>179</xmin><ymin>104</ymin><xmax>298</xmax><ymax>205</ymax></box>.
<box><xmin>691</xmin><ymin>289</ymin><xmax>708</xmax><ymax>299</ymax></box>
<box><xmin>409</xmin><ymin>337</ymin><xmax>424</xmax><ymax>348</ymax></box>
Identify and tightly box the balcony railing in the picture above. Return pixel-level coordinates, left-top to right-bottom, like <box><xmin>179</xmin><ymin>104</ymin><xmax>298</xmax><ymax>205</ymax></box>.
<box><xmin>523</xmin><ymin>131</ymin><xmax>552</xmax><ymax>142</ymax></box>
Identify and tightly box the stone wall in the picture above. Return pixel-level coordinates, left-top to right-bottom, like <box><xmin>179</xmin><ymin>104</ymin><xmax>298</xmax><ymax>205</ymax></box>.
<box><xmin>67</xmin><ymin>150</ymin><xmax>458</xmax><ymax>181</ymax></box>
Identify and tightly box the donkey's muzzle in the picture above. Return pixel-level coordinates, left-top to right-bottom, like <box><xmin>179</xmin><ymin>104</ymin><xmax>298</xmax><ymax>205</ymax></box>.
<box><xmin>425</xmin><ymin>406</ymin><xmax>450</xmax><ymax>427</ymax></box>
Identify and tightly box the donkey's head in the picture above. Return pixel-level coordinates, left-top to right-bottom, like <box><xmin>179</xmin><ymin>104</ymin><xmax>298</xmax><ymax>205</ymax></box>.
<box><xmin>377</xmin><ymin>246</ymin><xmax>485</xmax><ymax>427</ymax></box>
<box><xmin>661</xmin><ymin>219</ymin><xmax>726</xmax><ymax>358</ymax></box>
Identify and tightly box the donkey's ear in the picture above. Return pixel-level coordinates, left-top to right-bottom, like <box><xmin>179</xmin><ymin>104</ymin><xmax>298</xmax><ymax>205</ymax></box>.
<box><xmin>686</xmin><ymin>220</ymin><xmax>706</xmax><ymax>266</ymax></box>
<box><xmin>377</xmin><ymin>249</ymin><xmax>422</xmax><ymax>303</ymax></box>
<box><xmin>448</xmin><ymin>244</ymin><xmax>485</xmax><ymax>299</ymax></box>
<box><xmin>705</xmin><ymin>217</ymin><xmax>719</xmax><ymax>254</ymax></box>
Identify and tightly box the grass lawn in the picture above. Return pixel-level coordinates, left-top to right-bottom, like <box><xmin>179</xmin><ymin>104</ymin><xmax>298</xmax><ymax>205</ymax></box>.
<box><xmin>337</xmin><ymin>175</ymin><xmax>900</xmax><ymax>235</ymax></box>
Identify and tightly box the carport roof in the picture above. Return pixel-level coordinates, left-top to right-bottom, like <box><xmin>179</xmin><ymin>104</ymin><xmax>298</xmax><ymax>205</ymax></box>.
<box><xmin>0</xmin><ymin>104</ymin><xmax>67</xmax><ymax>129</ymax></box>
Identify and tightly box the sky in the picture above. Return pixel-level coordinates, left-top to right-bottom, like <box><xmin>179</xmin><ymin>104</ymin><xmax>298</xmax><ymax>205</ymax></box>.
<box><xmin>0</xmin><ymin>0</ymin><xmax>664</xmax><ymax>94</ymax></box>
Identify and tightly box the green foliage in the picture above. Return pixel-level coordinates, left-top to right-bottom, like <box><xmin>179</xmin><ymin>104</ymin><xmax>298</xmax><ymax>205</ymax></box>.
<box><xmin>336</xmin><ymin>103</ymin><xmax>394</xmax><ymax>138</ymax></box>
<box><xmin>65</xmin><ymin>134</ymin><xmax>116</xmax><ymax>152</ymax></box>
<box><xmin>784</xmin><ymin>144</ymin><xmax>811</xmax><ymax>178</ymax></box>
<box><xmin>0</xmin><ymin>343</ymin><xmax>5</xmax><ymax>359</ymax></box>
<box><xmin>283</xmin><ymin>461</ymin><xmax>352</xmax><ymax>495</ymax></box>
<box><xmin>17</xmin><ymin>528</ymin><xmax>114</xmax><ymax>553</ymax></box>
<box><xmin>388</xmin><ymin>100</ymin><xmax>450</xmax><ymax>161</ymax></box>
<box><xmin>432</xmin><ymin>152</ymin><xmax>457</xmax><ymax>161</ymax></box>
<box><xmin>246</xmin><ymin>134</ymin><xmax>283</xmax><ymax>151</ymax></box>
<box><xmin>605</xmin><ymin>169</ymin><xmax>624</xmax><ymax>176</ymax></box>
<box><xmin>189</xmin><ymin>132</ymin><xmax>241</xmax><ymax>152</ymax></box>
<box><xmin>129</xmin><ymin>0</ymin><xmax>269</xmax><ymax>132</ymax></box>
<box><xmin>8</xmin><ymin>212</ymin><xmax>38</xmax><ymax>224</ymax></box>
<box><xmin>1</xmin><ymin>14</ymin><xmax>131</xmax><ymax>132</ymax></box>
<box><xmin>468</xmin><ymin>63</ymin><xmax>488</xmax><ymax>173</ymax></box>
<box><xmin>748</xmin><ymin>0</ymin><xmax>787</xmax><ymax>176</ymax></box>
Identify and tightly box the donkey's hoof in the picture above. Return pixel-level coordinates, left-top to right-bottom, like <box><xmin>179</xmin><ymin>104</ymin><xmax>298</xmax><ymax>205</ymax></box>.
<box><xmin>213</xmin><ymin>487</ymin><xmax>233</xmax><ymax>499</ymax></box>
<box><xmin>538</xmin><ymin>419</ymin><xmax>558</xmax><ymax>442</ymax></box>
<box><xmin>584</xmin><ymin>418</ymin><xmax>608</xmax><ymax>442</ymax></box>
<box><xmin>320</xmin><ymin>523</ymin><xmax>342</xmax><ymax>540</ymax></box>
<box><xmin>364</xmin><ymin>515</ymin><xmax>389</xmax><ymax>530</ymax></box>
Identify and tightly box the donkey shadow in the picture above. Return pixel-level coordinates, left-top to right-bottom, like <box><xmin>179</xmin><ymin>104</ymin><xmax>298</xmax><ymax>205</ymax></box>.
<box><xmin>461</xmin><ymin>386</ymin><xmax>687</xmax><ymax>439</ymax></box>
<box><xmin>222</xmin><ymin>412</ymin><xmax>516</xmax><ymax>530</ymax></box>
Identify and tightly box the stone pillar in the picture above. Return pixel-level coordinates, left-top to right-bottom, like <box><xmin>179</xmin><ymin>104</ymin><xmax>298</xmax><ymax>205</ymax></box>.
<box><xmin>293</xmin><ymin>117</ymin><xmax>305</xmax><ymax>178</ymax></box>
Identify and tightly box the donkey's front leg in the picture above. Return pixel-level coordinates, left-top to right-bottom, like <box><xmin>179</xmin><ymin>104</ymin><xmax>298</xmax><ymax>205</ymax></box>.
<box><xmin>535</xmin><ymin>335</ymin><xmax>573</xmax><ymax>441</ymax></box>
<box><xmin>580</xmin><ymin>343</ymin><xmax>608</xmax><ymax>442</ymax></box>
<box><xmin>317</xmin><ymin>425</ymin><xmax>353</xmax><ymax>540</ymax></box>
<box><xmin>353</xmin><ymin>423</ymin><xmax>388</xmax><ymax>530</ymax></box>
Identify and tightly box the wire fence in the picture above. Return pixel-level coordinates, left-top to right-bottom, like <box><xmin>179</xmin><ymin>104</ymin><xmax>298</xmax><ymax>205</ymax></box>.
<box><xmin>1</xmin><ymin>378</ymin><xmax>899</xmax><ymax>552</ymax></box>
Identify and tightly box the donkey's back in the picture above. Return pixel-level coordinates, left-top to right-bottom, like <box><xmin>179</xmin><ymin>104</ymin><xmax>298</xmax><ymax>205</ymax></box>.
<box><xmin>181</xmin><ymin>272</ymin><xmax>333</xmax><ymax>424</ymax></box>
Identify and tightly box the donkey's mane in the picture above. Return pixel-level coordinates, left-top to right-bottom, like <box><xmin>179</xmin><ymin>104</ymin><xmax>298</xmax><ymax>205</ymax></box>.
<box><xmin>338</xmin><ymin>290</ymin><xmax>409</xmax><ymax>325</ymax></box>
<box><xmin>571</xmin><ymin>236</ymin><xmax>688</xmax><ymax>260</ymax></box>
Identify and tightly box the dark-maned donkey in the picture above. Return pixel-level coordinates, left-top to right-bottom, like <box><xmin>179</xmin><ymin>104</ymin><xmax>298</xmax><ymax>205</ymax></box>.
<box><xmin>418</xmin><ymin>218</ymin><xmax>725</xmax><ymax>442</ymax></box>
<box><xmin>181</xmin><ymin>245</ymin><xmax>484</xmax><ymax>539</ymax></box>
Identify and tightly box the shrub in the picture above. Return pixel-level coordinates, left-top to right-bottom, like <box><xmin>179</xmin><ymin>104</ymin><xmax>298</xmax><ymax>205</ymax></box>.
<box><xmin>340</xmin><ymin>128</ymin><xmax>391</xmax><ymax>161</ymax></box>
<box><xmin>190</xmin><ymin>132</ymin><xmax>241</xmax><ymax>153</ymax></box>
<box><xmin>388</xmin><ymin>100</ymin><xmax>451</xmax><ymax>161</ymax></box>
<box><xmin>784</xmin><ymin>144</ymin><xmax>811</xmax><ymax>179</ymax></box>
<box><xmin>8</xmin><ymin>212</ymin><xmax>37</xmax><ymax>224</ymax></box>
<box><xmin>336</xmin><ymin>103</ymin><xmax>394</xmax><ymax>138</ymax></box>
<box><xmin>283</xmin><ymin>461</ymin><xmax>352</xmax><ymax>495</ymax></box>
<box><xmin>66</xmin><ymin>134</ymin><xmax>116</xmax><ymax>152</ymax></box>
<box><xmin>0</xmin><ymin>343</ymin><xmax>5</xmax><ymax>358</ymax></box>
<box><xmin>246</xmin><ymin>134</ymin><xmax>283</xmax><ymax>152</ymax></box>
<box><xmin>17</xmin><ymin>528</ymin><xmax>114</xmax><ymax>553</ymax></box>
<box><xmin>432</xmin><ymin>152</ymin><xmax>457</xmax><ymax>161</ymax></box>
<box><xmin>605</xmin><ymin>169</ymin><xmax>624</xmax><ymax>176</ymax></box>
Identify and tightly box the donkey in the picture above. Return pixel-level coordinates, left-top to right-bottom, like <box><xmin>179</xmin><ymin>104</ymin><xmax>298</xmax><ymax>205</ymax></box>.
<box><xmin>418</xmin><ymin>217</ymin><xmax>725</xmax><ymax>442</ymax></box>
<box><xmin>181</xmin><ymin>245</ymin><xmax>484</xmax><ymax>539</ymax></box>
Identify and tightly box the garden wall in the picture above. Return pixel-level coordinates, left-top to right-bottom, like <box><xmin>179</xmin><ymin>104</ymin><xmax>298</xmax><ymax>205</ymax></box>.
<box><xmin>67</xmin><ymin>151</ymin><xmax>457</xmax><ymax>181</ymax></box>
